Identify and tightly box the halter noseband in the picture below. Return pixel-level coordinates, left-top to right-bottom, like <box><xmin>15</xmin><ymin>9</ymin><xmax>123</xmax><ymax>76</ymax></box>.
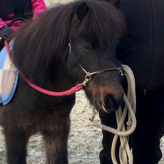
<box><xmin>80</xmin><ymin>65</ymin><xmax>123</xmax><ymax>86</ymax></box>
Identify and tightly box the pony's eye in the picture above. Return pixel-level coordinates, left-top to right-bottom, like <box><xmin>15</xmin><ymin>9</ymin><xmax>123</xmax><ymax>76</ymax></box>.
<box><xmin>82</xmin><ymin>44</ymin><xmax>92</xmax><ymax>52</ymax></box>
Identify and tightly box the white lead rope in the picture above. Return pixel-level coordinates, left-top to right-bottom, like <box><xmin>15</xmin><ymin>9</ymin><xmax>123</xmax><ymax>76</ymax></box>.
<box><xmin>88</xmin><ymin>65</ymin><xmax>136</xmax><ymax>164</ymax></box>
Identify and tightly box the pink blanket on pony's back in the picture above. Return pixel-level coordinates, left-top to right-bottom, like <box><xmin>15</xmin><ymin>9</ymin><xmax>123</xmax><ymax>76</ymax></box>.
<box><xmin>0</xmin><ymin>43</ymin><xmax>18</xmax><ymax>105</ymax></box>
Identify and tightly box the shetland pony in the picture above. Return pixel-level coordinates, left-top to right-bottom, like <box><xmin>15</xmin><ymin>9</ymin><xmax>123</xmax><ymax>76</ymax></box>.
<box><xmin>0</xmin><ymin>0</ymin><xmax>125</xmax><ymax>163</ymax></box>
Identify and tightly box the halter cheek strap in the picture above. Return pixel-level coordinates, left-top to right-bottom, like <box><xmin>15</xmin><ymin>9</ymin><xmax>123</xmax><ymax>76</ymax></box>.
<box><xmin>68</xmin><ymin>43</ymin><xmax>71</xmax><ymax>54</ymax></box>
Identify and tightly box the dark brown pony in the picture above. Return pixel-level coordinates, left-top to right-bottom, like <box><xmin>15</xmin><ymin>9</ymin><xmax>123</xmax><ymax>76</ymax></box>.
<box><xmin>0</xmin><ymin>0</ymin><xmax>125</xmax><ymax>163</ymax></box>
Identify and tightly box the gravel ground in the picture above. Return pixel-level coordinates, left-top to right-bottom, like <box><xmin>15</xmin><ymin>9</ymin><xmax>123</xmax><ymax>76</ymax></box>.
<box><xmin>0</xmin><ymin>90</ymin><xmax>164</xmax><ymax>164</ymax></box>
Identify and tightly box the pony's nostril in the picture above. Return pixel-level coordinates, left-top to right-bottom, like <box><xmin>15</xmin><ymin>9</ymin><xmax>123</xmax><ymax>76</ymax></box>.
<box><xmin>104</xmin><ymin>94</ymin><xmax>123</xmax><ymax>111</ymax></box>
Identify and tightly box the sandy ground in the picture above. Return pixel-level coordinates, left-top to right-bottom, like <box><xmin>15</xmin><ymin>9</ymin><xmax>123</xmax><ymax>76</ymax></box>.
<box><xmin>0</xmin><ymin>90</ymin><xmax>164</xmax><ymax>164</ymax></box>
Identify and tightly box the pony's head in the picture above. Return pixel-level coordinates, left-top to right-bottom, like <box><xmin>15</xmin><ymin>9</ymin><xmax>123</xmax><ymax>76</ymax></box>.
<box><xmin>67</xmin><ymin>0</ymin><xmax>125</xmax><ymax>113</ymax></box>
<box><xmin>12</xmin><ymin>0</ymin><xmax>125</xmax><ymax>113</ymax></box>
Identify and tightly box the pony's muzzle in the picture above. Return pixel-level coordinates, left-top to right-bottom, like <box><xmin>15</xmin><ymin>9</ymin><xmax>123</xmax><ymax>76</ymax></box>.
<box><xmin>97</xmin><ymin>93</ymin><xmax>123</xmax><ymax>113</ymax></box>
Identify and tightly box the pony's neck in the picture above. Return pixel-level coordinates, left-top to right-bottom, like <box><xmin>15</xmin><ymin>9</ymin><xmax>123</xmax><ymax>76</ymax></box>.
<box><xmin>36</xmin><ymin>58</ymin><xmax>75</xmax><ymax>93</ymax></box>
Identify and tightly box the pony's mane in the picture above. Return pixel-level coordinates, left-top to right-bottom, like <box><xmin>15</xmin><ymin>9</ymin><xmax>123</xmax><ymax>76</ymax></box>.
<box><xmin>12</xmin><ymin>0</ymin><xmax>125</xmax><ymax>85</ymax></box>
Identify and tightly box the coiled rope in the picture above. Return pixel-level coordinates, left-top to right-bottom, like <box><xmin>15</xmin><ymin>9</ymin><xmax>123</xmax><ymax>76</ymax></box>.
<box><xmin>88</xmin><ymin>64</ymin><xmax>136</xmax><ymax>164</ymax></box>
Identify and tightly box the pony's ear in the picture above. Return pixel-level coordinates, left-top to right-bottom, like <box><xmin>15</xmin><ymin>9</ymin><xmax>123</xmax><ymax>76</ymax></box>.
<box><xmin>75</xmin><ymin>2</ymin><xmax>89</xmax><ymax>23</ymax></box>
<box><xmin>109</xmin><ymin>0</ymin><xmax>120</xmax><ymax>8</ymax></box>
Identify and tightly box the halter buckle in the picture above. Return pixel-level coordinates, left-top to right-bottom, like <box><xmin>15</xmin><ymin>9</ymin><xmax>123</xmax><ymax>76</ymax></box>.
<box><xmin>81</xmin><ymin>74</ymin><xmax>92</xmax><ymax>86</ymax></box>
